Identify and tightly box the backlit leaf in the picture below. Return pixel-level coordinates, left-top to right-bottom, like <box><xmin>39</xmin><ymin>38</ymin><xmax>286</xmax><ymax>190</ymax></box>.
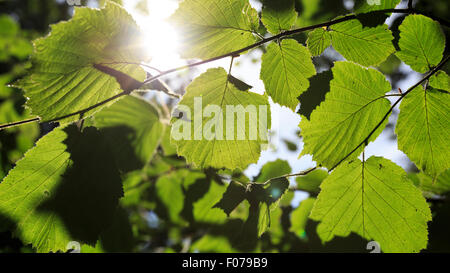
<box><xmin>171</xmin><ymin>68</ymin><xmax>271</xmax><ymax>170</ymax></box>
<box><xmin>307</xmin><ymin>28</ymin><xmax>331</xmax><ymax>56</ymax></box>
<box><xmin>261</xmin><ymin>0</ymin><xmax>297</xmax><ymax>34</ymax></box>
<box><xmin>310</xmin><ymin>157</ymin><xmax>431</xmax><ymax>253</ymax></box>
<box><xmin>169</xmin><ymin>0</ymin><xmax>259</xmax><ymax>59</ymax></box>
<box><xmin>330</xmin><ymin>19</ymin><xmax>395</xmax><ymax>66</ymax></box>
<box><xmin>14</xmin><ymin>2</ymin><xmax>146</xmax><ymax>123</ymax></box>
<box><xmin>396</xmin><ymin>86</ymin><xmax>450</xmax><ymax>179</ymax></box>
<box><xmin>261</xmin><ymin>39</ymin><xmax>316</xmax><ymax>110</ymax></box>
<box><xmin>300</xmin><ymin>61</ymin><xmax>391</xmax><ymax>169</ymax></box>
<box><xmin>396</xmin><ymin>15</ymin><xmax>445</xmax><ymax>73</ymax></box>
<box><xmin>0</xmin><ymin>125</ymin><xmax>123</xmax><ymax>252</ymax></box>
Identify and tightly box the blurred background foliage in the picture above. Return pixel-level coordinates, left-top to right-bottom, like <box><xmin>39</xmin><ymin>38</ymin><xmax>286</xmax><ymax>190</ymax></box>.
<box><xmin>0</xmin><ymin>0</ymin><xmax>449</xmax><ymax>253</ymax></box>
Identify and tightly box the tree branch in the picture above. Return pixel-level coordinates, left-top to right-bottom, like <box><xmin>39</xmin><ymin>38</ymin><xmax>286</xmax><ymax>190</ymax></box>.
<box><xmin>256</xmin><ymin>167</ymin><xmax>318</xmax><ymax>186</ymax></box>
<box><xmin>328</xmin><ymin>55</ymin><xmax>450</xmax><ymax>172</ymax></box>
<box><xmin>1</xmin><ymin>7</ymin><xmax>448</xmax><ymax>130</ymax></box>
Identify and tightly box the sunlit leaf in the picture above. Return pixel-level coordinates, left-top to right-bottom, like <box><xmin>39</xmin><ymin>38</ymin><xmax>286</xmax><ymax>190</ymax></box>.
<box><xmin>310</xmin><ymin>157</ymin><xmax>431</xmax><ymax>253</ymax></box>
<box><xmin>329</xmin><ymin>19</ymin><xmax>395</xmax><ymax>66</ymax></box>
<box><xmin>429</xmin><ymin>70</ymin><xmax>449</xmax><ymax>92</ymax></box>
<box><xmin>261</xmin><ymin>0</ymin><xmax>297</xmax><ymax>34</ymax></box>
<box><xmin>0</xmin><ymin>125</ymin><xmax>123</xmax><ymax>252</ymax></box>
<box><xmin>307</xmin><ymin>28</ymin><xmax>331</xmax><ymax>56</ymax></box>
<box><xmin>396</xmin><ymin>15</ymin><xmax>445</xmax><ymax>73</ymax></box>
<box><xmin>261</xmin><ymin>39</ymin><xmax>316</xmax><ymax>110</ymax></box>
<box><xmin>396</xmin><ymin>86</ymin><xmax>450</xmax><ymax>179</ymax></box>
<box><xmin>171</xmin><ymin>68</ymin><xmax>271</xmax><ymax>170</ymax></box>
<box><xmin>14</xmin><ymin>2</ymin><xmax>147</xmax><ymax>123</ymax></box>
<box><xmin>169</xmin><ymin>0</ymin><xmax>259</xmax><ymax>59</ymax></box>
<box><xmin>300</xmin><ymin>61</ymin><xmax>391</xmax><ymax>169</ymax></box>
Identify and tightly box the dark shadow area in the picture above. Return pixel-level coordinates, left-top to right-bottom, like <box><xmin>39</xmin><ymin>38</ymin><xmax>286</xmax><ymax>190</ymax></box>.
<box><xmin>297</xmin><ymin>70</ymin><xmax>333</xmax><ymax>120</ymax></box>
<box><xmin>37</xmin><ymin>125</ymin><xmax>123</xmax><ymax>246</ymax></box>
<box><xmin>425</xmin><ymin>199</ymin><xmax>450</xmax><ymax>253</ymax></box>
<box><xmin>96</xmin><ymin>206</ymin><xmax>134</xmax><ymax>252</ymax></box>
<box><xmin>98</xmin><ymin>125</ymin><xmax>144</xmax><ymax>172</ymax></box>
<box><xmin>356</xmin><ymin>12</ymin><xmax>391</xmax><ymax>28</ymax></box>
<box><xmin>302</xmin><ymin>220</ymin><xmax>369</xmax><ymax>252</ymax></box>
<box><xmin>0</xmin><ymin>213</ymin><xmax>27</xmax><ymax>253</ymax></box>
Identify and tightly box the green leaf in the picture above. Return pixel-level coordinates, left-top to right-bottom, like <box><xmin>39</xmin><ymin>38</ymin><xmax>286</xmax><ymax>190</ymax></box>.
<box><xmin>254</xmin><ymin>159</ymin><xmax>292</xmax><ymax>183</ymax></box>
<box><xmin>307</xmin><ymin>28</ymin><xmax>332</xmax><ymax>56</ymax></box>
<box><xmin>300</xmin><ymin>61</ymin><xmax>391</xmax><ymax>169</ymax></box>
<box><xmin>257</xmin><ymin>203</ymin><xmax>281</xmax><ymax>237</ymax></box>
<box><xmin>254</xmin><ymin>177</ymin><xmax>290</xmax><ymax>236</ymax></box>
<box><xmin>329</xmin><ymin>19</ymin><xmax>395</xmax><ymax>66</ymax></box>
<box><xmin>0</xmin><ymin>15</ymin><xmax>33</xmax><ymax>61</ymax></box>
<box><xmin>429</xmin><ymin>70</ymin><xmax>449</xmax><ymax>92</ymax></box>
<box><xmin>155</xmin><ymin>170</ymin><xmax>187</xmax><ymax>224</ymax></box>
<box><xmin>169</xmin><ymin>0</ymin><xmax>259</xmax><ymax>59</ymax></box>
<box><xmin>396</xmin><ymin>86</ymin><xmax>450</xmax><ymax>179</ymax></box>
<box><xmin>295</xmin><ymin>169</ymin><xmax>328</xmax><ymax>194</ymax></box>
<box><xmin>0</xmin><ymin>125</ymin><xmax>123</xmax><ymax>252</ymax></box>
<box><xmin>261</xmin><ymin>0</ymin><xmax>297</xmax><ymax>34</ymax></box>
<box><xmin>0</xmin><ymin>15</ymin><xmax>18</xmax><ymax>37</ymax></box>
<box><xmin>310</xmin><ymin>156</ymin><xmax>431</xmax><ymax>253</ymax></box>
<box><xmin>290</xmin><ymin>197</ymin><xmax>316</xmax><ymax>238</ymax></box>
<box><xmin>356</xmin><ymin>0</ymin><xmax>401</xmax><ymax>13</ymax></box>
<box><xmin>171</xmin><ymin>68</ymin><xmax>271</xmax><ymax>170</ymax></box>
<box><xmin>213</xmin><ymin>181</ymin><xmax>247</xmax><ymax>216</ymax></box>
<box><xmin>193</xmin><ymin>180</ymin><xmax>228</xmax><ymax>224</ymax></box>
<box><xmin>90</xmin><ymin>95</ymin><xmax>163</xmax><ymax>172</ymax></box>
<box><xmin>14</xmin><ymin>2</ymin><xmax>146</xmax><ymax>123</ymax></box>
<box><xmin>191</xmin><ymin>235</ymin><xmax>236</xmax><ymax>253</ymax></box>
<box><xmin>160</xmin><ymin>125</ymin><xmax>178</xmax><ymax>156</ymax></box>
<box><xmin>417</xmin><ymin>169</ymin><xmax>450</xmax><ymax>195</ymax></box>
<box><xmin>121</xmin><ymin>171</ymin><xmax>149</xmax><ymax>207</ymax></box>
<box><xmin>261</xmin><ymin>39</ymin><xmax>316</xmax><ymax>110</ymax></box>
<box><xmin>396</xmin><ymin>15</ymin><xmax>445</xmax><ymax>73</ymax></box>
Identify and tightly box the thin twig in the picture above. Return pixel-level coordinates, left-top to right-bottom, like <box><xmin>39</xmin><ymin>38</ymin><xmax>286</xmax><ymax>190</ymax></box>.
<box><xmin>0</xmin><ymin>117</ymin><xmax>40</xmax><ymax>130</ymax></box>
<box><xmin>258</xmin><ymin>167</ymin><xmax>317</xmax><ymax>186</ymax></box>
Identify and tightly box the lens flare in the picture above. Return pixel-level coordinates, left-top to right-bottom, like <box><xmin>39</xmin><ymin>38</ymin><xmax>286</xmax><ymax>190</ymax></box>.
<box><xmin>125</xmin><ymin>0</ymin><xmax>184</xmax><ymax>70</ymax></box>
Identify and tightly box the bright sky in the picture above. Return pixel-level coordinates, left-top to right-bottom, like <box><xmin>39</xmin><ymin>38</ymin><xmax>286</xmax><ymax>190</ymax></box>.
<box><xmin>120</xmin><ymin>0</ymin><xmax>421</xmax><ymax>205</ymax></box>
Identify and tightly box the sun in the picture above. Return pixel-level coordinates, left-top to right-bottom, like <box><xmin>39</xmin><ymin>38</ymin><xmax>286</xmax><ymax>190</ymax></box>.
<box><xmin>124</xmin><ymin>0</ymin><xmax>185</xmax><ymax>71</ymax></box>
